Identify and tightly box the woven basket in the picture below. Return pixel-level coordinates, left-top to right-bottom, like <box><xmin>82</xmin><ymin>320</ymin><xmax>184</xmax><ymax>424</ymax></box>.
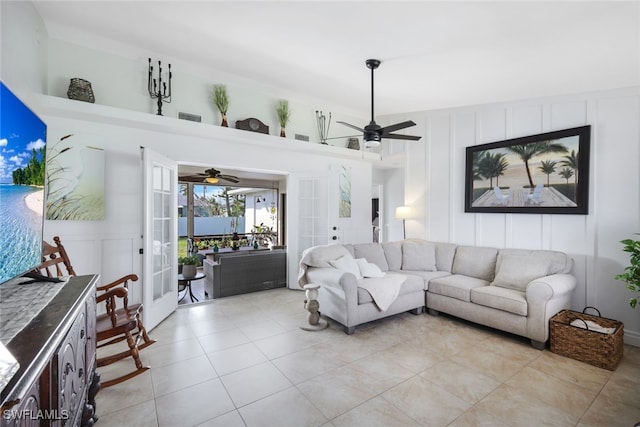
<box><xmin>550</xmin><ymin>307</ymin><xmax>623</xmax><ymax>370</ymax></box>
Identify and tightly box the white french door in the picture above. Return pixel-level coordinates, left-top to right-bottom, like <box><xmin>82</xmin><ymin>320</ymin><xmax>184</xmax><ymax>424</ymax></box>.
<box><xmin>141</xmin><ymin>147</ymin><xmax>178</xmax><ymax>330</ymax></box>
<box><xmin>286</xmin><ymin>172</ymin><xmax>330</xmax><ymax>289</ymax></box>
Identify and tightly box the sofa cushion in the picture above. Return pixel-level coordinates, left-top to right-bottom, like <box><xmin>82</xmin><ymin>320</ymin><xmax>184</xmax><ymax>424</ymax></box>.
<box><xmin>452</xmin><ymin>246</ymin><xmax>498</xmax><ymax>281</ymax></box>
<box><xmin>382</xmin><ymin>241</ymin><xmax>403</xmax><ymax>271</ymax></box>
<box><xmin>394</xmin><ymin>270</ymin><xmax>451</xmax><ymax>290</ymax></box>
<box><xmin>428</xmin><ymin>274</ymin><xmax>489</xmax><ymax>302</ymax></box>
<box><xmin>402</xmin><ymin>240</ymin><xmax>437</xmax><ymax>271</ymax></box>
<box><xmin>357</xmin><ymin>273</ymin><xmax>423</xmax><ymax>304</ymax></box>
<box><xmin>471</xmin><ymin>286</ymin><xmax>527</xmax><ymax>316</ymax></box>
<box><xmin>491</xmin><ymin>254</ymin><xmax>549</xmax><ymax>291</ymax></box>
<box><xmin>353</xmin><ymin>243</ymin><xmax>389</xmax><ymax>271</ymax></box>
<box><xmin>329</xmin><ymin>255</ymin><xmax>362</xmax><ymax>279</ymax></box>
<box><xmin>434</xmin><ymin>242</ymin><xmax>458</xmax><ymax>272</ymax></box>
<box><xmin>356</xmin><ymin>258</ymin><xmax>385</xmax><ymax>278</ymax></box>
<box><xmin>497</xmin><ymin>248</ymin><xmax>572</xmax><ymax>275</ymax></box>
<box><xmin>342</xmin><ymin>244</ymin><xmax>356</xmax><ymax>258</ymax></box>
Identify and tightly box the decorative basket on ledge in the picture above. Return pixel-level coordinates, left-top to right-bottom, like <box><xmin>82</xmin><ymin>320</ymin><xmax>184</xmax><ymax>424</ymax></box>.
<box><xmin>67</xmin><ymin>78</ymin><xmax>95</xmax><ymax>103</ymax></box>
<box><xmin>550</xmin><ymin>307</ymin><xmax>624</xmax><ymax>370</ymax></box>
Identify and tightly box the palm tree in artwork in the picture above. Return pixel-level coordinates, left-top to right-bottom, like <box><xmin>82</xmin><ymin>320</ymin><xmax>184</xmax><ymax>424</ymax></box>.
<box><xmin>538</xmin><ymin>160</ymin><xmax>557</xmax><ymax>187</ymax></box>
<box><xmin>559</xmin><ymin>167</ymin><xmax>574</xmax><ymax>185</ymax></box>
<box><xmin>560</xmin><ymin>150</ymin><xmax>579</xmax><ymax>185</ymax></box>
<box><xmin>506</xmin><ymin>142</ymin><xmax>568</xmax><ymax>188</ymax></box>
<box><xmin>473</xmin><ymin>151</ymin><xmax>509</xmax><ymax>188</ymax></box>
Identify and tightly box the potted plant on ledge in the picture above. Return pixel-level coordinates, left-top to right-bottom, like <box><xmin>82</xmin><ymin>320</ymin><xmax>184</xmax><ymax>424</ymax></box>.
<box><xmin>212</xmin><ymin>84</ymin><xmax>230</xmax><ymax>127</ymax></box>
<box><xmin>178</xmin><ymin>255</ymin><xmax>202</xmax><ymax>279</ymax></box>
<box><xmin>615</xmin><ymin>234</ymin><xmax>640</xmax><ymax>308</ymax></box>
<box><xmin>276</xmin><ymin>99</ymin><xmax>291</xmax><ymax>137</ymax></box>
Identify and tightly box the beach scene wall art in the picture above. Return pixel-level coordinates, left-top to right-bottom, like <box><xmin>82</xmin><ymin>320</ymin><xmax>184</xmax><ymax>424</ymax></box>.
<box><xmin>465</xmin><ymin>126</ymin><xmax>591</xmax><ymax>214</ymax></box>
<box><xmin>338</xmin><ymin>165</ymin><xmax>352</xmax><ymax>218</ymax></box>
<box><xmin>0</xmin><ymin>82</ymin><xmax>46</xmax><ymax>283</ymax></box>
<box><xmin>45</xmin><ymin>133</ymin><xmax>105</xmax><ymax>220</ymax></box>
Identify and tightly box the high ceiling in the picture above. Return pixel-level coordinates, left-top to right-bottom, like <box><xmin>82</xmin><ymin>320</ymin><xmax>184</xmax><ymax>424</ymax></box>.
<box><xmin>34</xmin><ymin>1</ymin><xmax>639</xmax><ymax>116</ymax></box>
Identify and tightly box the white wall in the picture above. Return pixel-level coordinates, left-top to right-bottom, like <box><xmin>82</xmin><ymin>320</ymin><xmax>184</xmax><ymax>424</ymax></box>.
<box><xmin>384</xmin><ymin>87</ymin><xmax>640</xmax><ymax>345</ymax></box>
<box><xmin>0</xmin><ymin>1</ymin><xmax>48</xmax><ymax>94</ymax></box>
<box><xmin>44</xmin><ymin>37</ymin><xmax>367</xmax><ymax>148</ymax></box>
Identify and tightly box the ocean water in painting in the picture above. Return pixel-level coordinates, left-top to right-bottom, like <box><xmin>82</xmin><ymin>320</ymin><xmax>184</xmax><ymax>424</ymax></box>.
<box><xmin>0</xmin><ymin>185</ymin><xmax>43</xmax><ymax>283</ymax></box>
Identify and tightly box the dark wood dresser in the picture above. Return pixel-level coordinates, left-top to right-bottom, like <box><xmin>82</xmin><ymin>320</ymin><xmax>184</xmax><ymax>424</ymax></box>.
<box><xmin>1</xmin><ymin>275</ymin><xmax>100</xmax><ymax>426</ymax></box>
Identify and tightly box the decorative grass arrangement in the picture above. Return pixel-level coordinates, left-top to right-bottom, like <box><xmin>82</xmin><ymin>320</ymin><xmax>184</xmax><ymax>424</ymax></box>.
<box><xmin>45</xmin><ymin>134</ymin><xmax>105</xmax><ymax>221</ymax></box>
<box><xmin>276</xmin><ymin>100</ymin><xmax>291</xmax><ymax>137</ymax></box>
<box><xmin>212</xmin><ymin>84</ymin><xmax>229</xmax><ymax>127</ymax></box>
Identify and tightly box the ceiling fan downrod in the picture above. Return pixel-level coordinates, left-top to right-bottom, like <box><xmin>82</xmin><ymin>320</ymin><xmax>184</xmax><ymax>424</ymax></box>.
<box><xmin>366</xmin><ymin>59</ymin><xmax>380</xmax><ymax>125</ymax></box>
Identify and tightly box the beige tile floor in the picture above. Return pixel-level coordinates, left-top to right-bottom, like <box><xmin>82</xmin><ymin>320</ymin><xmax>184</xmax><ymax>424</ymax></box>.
<box><xmin>96</xmin><ymin>288</ymin><xmax>640</xmax><ymax>426</ymax></box>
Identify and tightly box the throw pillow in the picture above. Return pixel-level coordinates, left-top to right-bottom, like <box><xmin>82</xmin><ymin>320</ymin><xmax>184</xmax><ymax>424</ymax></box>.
<box><xmin>452</xmin><ymin>246</ymin><xmax>498</xmax><ymax>281</ymax></box>
<box><xmin>329</xmin><ymin>255</ymin><xmax>363</xmax><ymax>279</ymax></box>
<box><xmin>356</xmin><ymin>258</ymin><xmax>386</xmax><ymax>278</ymax></box>
<box><xmin>491</xmin><ymin>254</ymin><xmax>550</xmax><ymax>291</ymax></box>
<box><xmin>401</xmin><ymin>240</ymin><xmax>436</xmax><ymax>271</ymax></box>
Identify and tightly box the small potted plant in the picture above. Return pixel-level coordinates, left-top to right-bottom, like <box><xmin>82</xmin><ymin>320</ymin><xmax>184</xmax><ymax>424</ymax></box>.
<box><xmin>178</xmin><ymin>255</ymin><xmax>201</xmax><ymax>279</ymax></box>
<box><xmin>276</xmin><ymin>99</ymin><xmax>291</xmax><ymax>137</ymax></box>
<box><xmin>615</xmin><ymin>234</ymin><xmax>640</xmax><ymax>308</ymax></box>
<box><xmin>211</xmin><ymin>84</ymin><xmax>229</xmax><ymax>127</ymax></box>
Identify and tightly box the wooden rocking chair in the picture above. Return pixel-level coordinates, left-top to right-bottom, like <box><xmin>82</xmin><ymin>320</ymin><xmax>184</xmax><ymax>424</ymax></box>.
<box><xmin>34</xmin><ymin>236</ymin><xmax>156</xmax><ymax>386</ymax></box>
<box><xmin>96</xmin><ymin>282</ymin><xmax>150</xmax><ymax>387</ymax></box>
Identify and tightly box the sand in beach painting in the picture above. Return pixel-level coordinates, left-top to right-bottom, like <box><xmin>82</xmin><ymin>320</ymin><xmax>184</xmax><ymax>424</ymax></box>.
<box><xmin>45</xmin><ymin>134</ymin><xmax>105</xmax><ymax>220</ymax></box>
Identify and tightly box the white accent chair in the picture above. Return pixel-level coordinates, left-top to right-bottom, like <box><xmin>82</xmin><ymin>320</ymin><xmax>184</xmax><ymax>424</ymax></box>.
<box><xmin>493</xmin><ymin>186</ymin><xmax>509</xmax><ymax>206</ymax></box>
<box><xmin>527</xmin><ymin>184</ymin><xmax>544</xmax><ymax>205</ymax></box>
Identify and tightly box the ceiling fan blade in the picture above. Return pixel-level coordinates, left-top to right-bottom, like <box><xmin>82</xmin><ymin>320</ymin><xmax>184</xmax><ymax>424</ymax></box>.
<box><xmin>219</xmin><ymin>175</ymin><xmax>240</xmax><ymax>183</ymax></box>
<box><xmin>384</xmin><ymin>133</ymin><xmax>422</xmax><ymax>141</ymax></box>
<box><xmin>380</xmin><ymin>120</ymin><xmax>416</xmax><ymax>135</ymax></box>
<box><xmin>178</xmin><ymin>175</ymin><xmax>205</xmax><ymax>183</ymax></box>
<box><xmin>337</xmin><ymin>121</ymin><xmax>364</xmax><ymax>133</ymax></box>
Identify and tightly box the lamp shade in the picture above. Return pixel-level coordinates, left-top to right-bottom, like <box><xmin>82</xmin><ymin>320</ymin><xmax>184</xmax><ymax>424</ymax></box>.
<box><xmin>205</xmin><ymin>177</ymin><xmax>220</xmax><ymax>184</ymax></box>
<box><xmin>395</xmin><ymin>206</ymin><xmax>411</xmax><ymax>219</ymax></box>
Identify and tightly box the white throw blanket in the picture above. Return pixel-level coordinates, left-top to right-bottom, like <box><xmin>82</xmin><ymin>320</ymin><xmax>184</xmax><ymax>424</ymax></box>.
<box><xmin>298</xmin><ymin>244</ymin><xmax>352</xmax><ymax>287</ymax></box>
<box><xmin>358</xmin><ymin>275</ymin><xmax>406</xmax><ymax>311</ymax></box>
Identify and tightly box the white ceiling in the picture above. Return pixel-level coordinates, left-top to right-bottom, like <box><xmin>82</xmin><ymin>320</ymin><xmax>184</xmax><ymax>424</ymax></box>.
<box><xmin>34</xmin><ymin>1</ymin><xmax>639</xmax><ymax>116</ymax></box>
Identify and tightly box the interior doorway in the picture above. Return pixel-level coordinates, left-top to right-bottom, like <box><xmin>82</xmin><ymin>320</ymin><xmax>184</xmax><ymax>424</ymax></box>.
<box><xmin>372</xmin><ymin>184</ymin><xmax>383</xmax><ymax>243</ymax></box>
<box><xmin>176</xmin><ymin>165</ymin><xmax>287</xmax><ymax>305</ymax></box>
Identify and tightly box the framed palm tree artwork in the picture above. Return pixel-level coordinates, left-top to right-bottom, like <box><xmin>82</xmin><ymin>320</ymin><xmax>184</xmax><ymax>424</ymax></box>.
<box><xmin>464</xmin><ymin>125</ymin><xmax>591</xmax><ymax>214</ymax></box>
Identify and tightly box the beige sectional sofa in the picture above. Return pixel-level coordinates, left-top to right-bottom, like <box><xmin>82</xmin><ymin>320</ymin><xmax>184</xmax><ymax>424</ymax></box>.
<box><xmin>298</xmin><ymin>239</ymin><xmax>576</xmax><ymax>348</ymax></box>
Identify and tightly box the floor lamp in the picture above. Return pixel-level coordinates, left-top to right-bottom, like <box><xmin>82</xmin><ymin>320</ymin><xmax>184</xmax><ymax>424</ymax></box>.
<box><xmin>395</xmin><ymin>206</ymin><xmax>411</xmax><ymax>239</ymax></box>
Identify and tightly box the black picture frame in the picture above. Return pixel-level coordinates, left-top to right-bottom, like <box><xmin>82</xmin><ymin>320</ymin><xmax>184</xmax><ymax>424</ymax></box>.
<box><xmin>464</xmin><ymin>125</ymin><xmax>591</xmax><ymax>214</ymax></box>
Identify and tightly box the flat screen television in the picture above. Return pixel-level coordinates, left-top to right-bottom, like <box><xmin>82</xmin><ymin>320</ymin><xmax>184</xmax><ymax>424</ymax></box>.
<box><xmin>0</xmin><ymin>81</ymin><xmax>47</xmax><ymax>285</ymax></box>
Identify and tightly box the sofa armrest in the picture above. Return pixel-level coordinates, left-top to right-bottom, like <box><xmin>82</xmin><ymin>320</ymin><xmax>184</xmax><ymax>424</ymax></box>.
<box><xmin>526</xmin><ymin>273</ymin><xmax>577</xmax><ymax>342</ymax></box>
<box><xmin>306</xmin><ymin>267</ymin><xmax>359</xmax><ymax>304</ymax></box>
<box><xmin>526</xmin><ymin>273</ymin><xmax>576</xmax><ymax>301</ymax></box>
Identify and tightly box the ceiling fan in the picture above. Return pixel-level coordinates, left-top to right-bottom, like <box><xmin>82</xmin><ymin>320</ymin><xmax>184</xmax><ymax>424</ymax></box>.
<box><xmin>337</xmin><ymin>59</ymin><xmax>421</xmax><ymax>148</ymax></box>
<box><xmin>180</xmin><ymin>168</ymin><xmax>240</xmax><ymax>184</ymax></box>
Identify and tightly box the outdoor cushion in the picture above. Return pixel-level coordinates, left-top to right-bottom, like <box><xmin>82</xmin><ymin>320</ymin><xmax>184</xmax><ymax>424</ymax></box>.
<box><xmin>452</xmin><ymin>246</ymin><xmax>498</xmax><ymax>281</ymax></box>
<box><xmin>353</xmin><ymin>243</ymin><xmax>390</xmax><ymax>271</ymax></box>
<box><xmin>471</xmin><ymin>286</ymin><xmax>527</xmax><ymax>316</ymax></box>
<box><xmin>491</xmin><ymin>254</ymin><xmax>549</xmax><ymax>291</ymax></box>
<box><xmin>428</xmin><ymin>274</ymin><xmax>489</xmax><ymax>302</ymax></box>
<box><xmin>402</xmin><ymin>240</ymin><xmax>437</xmax><ymax>271</ymax></box>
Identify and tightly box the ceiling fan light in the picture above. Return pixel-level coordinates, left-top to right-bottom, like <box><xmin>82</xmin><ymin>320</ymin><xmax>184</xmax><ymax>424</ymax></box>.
<box><xmin>364</xmin><ymin>140</ymin><xmax>380</xmax><ymax>148</ymax></box>
<box><xmin>205</xmin><ymin>177</ymin><xmax>219</xmax><ymax>184</ymax></box>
